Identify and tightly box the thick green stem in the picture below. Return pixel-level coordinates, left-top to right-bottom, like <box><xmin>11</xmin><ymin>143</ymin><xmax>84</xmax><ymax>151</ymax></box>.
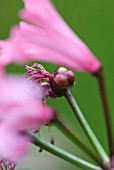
<box><xmin>64</xmin><ymin>89</ymin><xmax>109</xmax><ymax>167</ymax></box>
<box><xmin>54</xmin><ymin>117</ymin><xmax>101</xmax><ymax>165</ymax></box>
<box><xmin>30</xmin><ymin>132</ymin><xmax>102</xmax><ymax>170</ymax></box>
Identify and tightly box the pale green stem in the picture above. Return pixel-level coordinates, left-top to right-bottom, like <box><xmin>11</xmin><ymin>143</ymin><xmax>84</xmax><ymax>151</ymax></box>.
<box><xmin>64</xmin><ymin>89</ymin><xmax>109</xmax><ymax>167</ymax></box>
<box><xmin>54</xmin><ymin>117</ymin><xmax>101</xmax><ymax>165</ymax></box>
<box><xmin>30</xmin><ymin>132</ymin><xmax>102</xmax><ymax>170</ymax></box>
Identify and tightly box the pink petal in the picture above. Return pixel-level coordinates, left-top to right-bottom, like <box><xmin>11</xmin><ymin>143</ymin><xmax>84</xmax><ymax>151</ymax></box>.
<box><xmin>0</xmin><ymin>76</ymin><xmax>53</xmax><ymax>160</ymax></box>
<box><xmin>20</xmin><ymin>0</ymin><xmax>101</xmax><ymax>73</ymax></box>
<box><xmin>0</xmin><ymin>0</ymin><xmax>101</xmax><ymax>73</ymax></box>
<box><xmin>0</xmin><ymin>125</ymin><xmax>29</xmax><ymax>160</ymax></box>
<box><xmin>19</xmin><ymin>22</ymin><xmax>100</xmax><ymax>72</ymax></box>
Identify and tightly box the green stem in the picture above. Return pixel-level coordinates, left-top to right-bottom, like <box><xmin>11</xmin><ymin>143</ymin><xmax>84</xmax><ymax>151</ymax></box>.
<box><xmin>54</xmin><ymin>117</ymin><xmax>101</xmax><ymax>165</ymax></box>
<box><xmin>94</xmin><ymin>68</ymin><xmax>114</xmax><ymax>158</ymax></box>
<box><xmin>64</xmin><ymin>89</ymin><xmax>109</xmax><ymax>166</ymax></box>
<box><xmin>30</xmin><ymin>132</ymin><xmax>102</xmax><ymax>170</ymax></box>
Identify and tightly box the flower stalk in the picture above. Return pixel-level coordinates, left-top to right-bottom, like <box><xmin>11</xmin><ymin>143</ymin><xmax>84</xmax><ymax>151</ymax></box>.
<box><xmin>94</xmin><ymin>67</ymin><xmax>114</xmax><ymax>158</ymax></box>
<box><xmin>54</xmin><ymin>117</ymin><xmax>101</xmax><ymax>165</ymax></box>
<box><xmin>64</xmin><ymin>89</ymin><xmax>109</xmax><ymax>167</ymax></box>
<box><xmin>30</xmin><ymin>132</ymin><xmax>102</xmax><ymax>170</ymax></box>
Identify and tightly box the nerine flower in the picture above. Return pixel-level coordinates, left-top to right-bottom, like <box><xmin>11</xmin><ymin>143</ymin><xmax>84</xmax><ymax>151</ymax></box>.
<box><xmin>0</xmin><ymin>0</ymin><xmax>101</xmax><ymax>75</ymax></box>
<box><xmin>0</xmin><ymin>77</ymin><xmax>53</xmax><ymax>162</ymax></box>
<box><xmin>0</xmin><ymin>27</ymin><xmax>34</xmax><ymax>75</ymax></box>
<box><xmin>23</xmin><ymin>63</ymin><xmax>56</xmax><ymax>102</ymax></box>
<box><xmin>24</xmin><ymin>63</ymin><xmax>75</xmax><ymax>97</ymax></box>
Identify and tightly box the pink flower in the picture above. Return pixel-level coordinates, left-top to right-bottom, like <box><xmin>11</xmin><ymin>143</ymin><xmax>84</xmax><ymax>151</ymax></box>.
<box><xmin>24</xmin><ymin>63</ymin><xmax>56</xmax><ymax>102</ymax></box>
<box><xmin>24</xmin><ymin>63</ymin><xmax>76</xmax><ymax>98</ymax></box>
<box><xmin>0</xmin><ymin>0</ymin><xmax>101</xmax><ymax>74</ymax></box>
<box><xmin>0</xmin><ymin>77</ymin><xmax>53</xmax><ymax>160</ymax></box>
<box><xmin>0</xmin><ymin>27</ymin><xmax>24</xmax><ymax>76</ymax></box>
<box><xmin>0</xmin><ymin>27</ymin><xmax>36</xmax><ymax>69</ymax></box>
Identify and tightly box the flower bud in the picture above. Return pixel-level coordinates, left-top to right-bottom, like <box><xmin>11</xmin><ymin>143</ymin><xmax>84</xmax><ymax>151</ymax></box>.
<box><xmin>50</xmin><ymin>67</ymin><xmax>75</xmax><ymax>97</ymax></box>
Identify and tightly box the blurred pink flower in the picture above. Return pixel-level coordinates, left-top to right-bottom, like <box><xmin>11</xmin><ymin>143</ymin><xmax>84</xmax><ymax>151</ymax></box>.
<box><xmin>0</xmin><ymin>77</ymin><xmax>53</xmax><ymax>160</ymax></box>
<box><xmin>0</xmin><ymin>0</ymin><xmax>101</xmax><ymax>74</ymax></box>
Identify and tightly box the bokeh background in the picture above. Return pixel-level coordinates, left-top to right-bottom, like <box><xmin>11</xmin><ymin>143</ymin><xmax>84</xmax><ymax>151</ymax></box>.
<box><xmin>0</xmin><ymin>0</ymin><xmax>114</xmax><ymax>169</ymax></box>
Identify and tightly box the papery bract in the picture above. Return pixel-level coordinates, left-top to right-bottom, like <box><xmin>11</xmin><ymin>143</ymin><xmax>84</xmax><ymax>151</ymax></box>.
<box><xmin>0</xmin><ymin>77</ymin><xmax>53</xmax><ymax>160</ymax></box>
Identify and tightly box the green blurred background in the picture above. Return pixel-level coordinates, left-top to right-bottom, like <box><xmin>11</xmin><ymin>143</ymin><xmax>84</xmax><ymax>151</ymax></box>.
<box><xmin>0</xmin><ymin>0</ymin><xmax>114</xmax><ymax>169</ymax></box>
